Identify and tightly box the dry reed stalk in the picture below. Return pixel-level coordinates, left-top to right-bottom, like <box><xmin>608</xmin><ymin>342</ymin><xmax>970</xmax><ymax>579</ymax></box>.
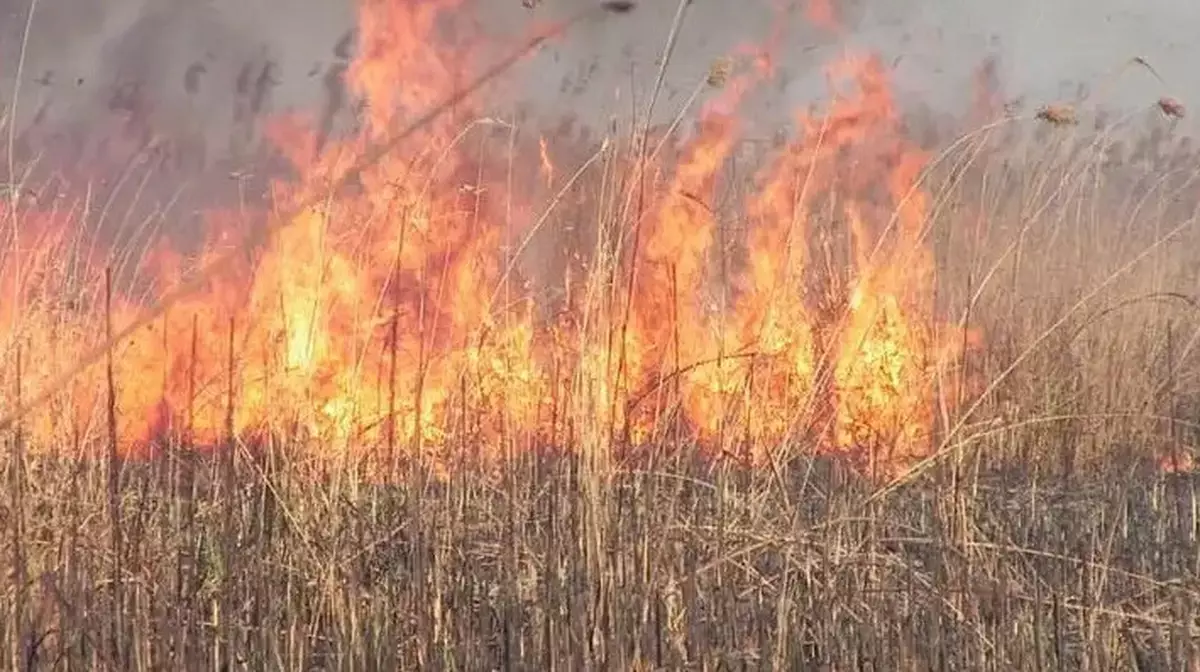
<box><xmin>387</xmin><ymin>310</ymin><xmax>398</xmax><ymax>481</ymax></box>
<box><xmin>9</xmin><ymin>343</ymin><xmax>27</xmax><ymax>672</ymax></box>
<box><xmin>216</xmin><ymin>315</ymin><xmax>236</xmax><ymax>671</ymax></box>
<box><xmin>611</xmin><ymin>0</ymin><xmax>693</xmax><ymax>457</ymax></box>
<box><xmin>103</xmin><ymin>266</ymin><xmax>125</xmax><ymax>670</ymax></box>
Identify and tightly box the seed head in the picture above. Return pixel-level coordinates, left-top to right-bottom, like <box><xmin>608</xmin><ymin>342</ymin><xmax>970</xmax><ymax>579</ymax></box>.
<box><xmin>601</xmin><ymin>1</ymin><xmax>636</xmax><ymax>13</ymax></box>
<box><xmin>1035</xmin><ymin>103</ymin><xmax>1078</xmax><ymax>126</ymax></box>
<box><xmin>707</xmin><ymin>58</ymin><xmax>732</xmax><ymax>89</ymax></box>
<box><xmin>1157</xmin><ymin>96</ymin><xmax>1185</xmax><ymax>119</ymax></box>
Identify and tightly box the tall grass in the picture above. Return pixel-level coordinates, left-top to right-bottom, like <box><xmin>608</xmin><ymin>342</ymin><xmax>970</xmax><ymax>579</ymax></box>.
<box><xmin>0</xmin><ymin>436</ymin><xmax>1197</xmax><ymax>668</ymax></box>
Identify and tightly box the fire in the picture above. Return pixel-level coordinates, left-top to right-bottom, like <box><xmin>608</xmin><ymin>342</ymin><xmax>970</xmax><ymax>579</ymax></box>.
<box><xmin>0</xmin><ymin>1</ymin><xmax>982</xmax><ymax>480</ymax></box>
<box><xmin>1160</xmin><ymin>451</ymin><xmax>1195</xmax><ymax>474</ymax></box>
<box><xmin>805</xmin><ymin>0</ymin><xmax>842</xmax><ymax>33</ymax></box>
<box><xmin>538</xmin><ymin>136</ymin><xmax>555</xmax><ymax>187</ymax></box>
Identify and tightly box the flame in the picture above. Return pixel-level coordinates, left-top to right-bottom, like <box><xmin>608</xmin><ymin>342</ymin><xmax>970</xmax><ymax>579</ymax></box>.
<box><xmin>1160</xmin><ymin>448</ymin><xmax>1195</xmax><ymax>474</ymax></box>
<box><xmin>805</xmin><ymin>0</ymin><xmax>842</xmax><ymax>33</ymax></box>
<box><xmin>0</xmin><ymin>2</ymin><xmax>985</xmax><ymax>480</ymax></box>
<box><xmin>538</xmin><ymin>135</ymin><xmax>555</xmax><ymax>187</ymax></box>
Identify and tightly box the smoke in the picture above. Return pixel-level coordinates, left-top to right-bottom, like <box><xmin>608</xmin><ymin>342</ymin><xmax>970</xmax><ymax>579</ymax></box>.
<box><xmin>1</xmin><ymin>0</ymin><xmax>352</xmax><ymax>169</ymax></box>
<box><xmin>0</xmin><ymin>0</ymin><xmax>1192</xmax><ymax>190</ymax></box>
<box><xmin>511</xmin><ymin>0</ymin><xmax>1192</xmax><ymax>133</ymax></box>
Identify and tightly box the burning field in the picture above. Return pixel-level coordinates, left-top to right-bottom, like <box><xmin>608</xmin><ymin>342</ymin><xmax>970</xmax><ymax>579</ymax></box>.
<box><xmin>3</xmin><ymin>0</ymin><xmax>1200</xmax><ymax>669</ymax></box>
<box><xmin>1</xmin><ymin>1</ymin><xmax>976</xmax><ymax>480</ymax></box>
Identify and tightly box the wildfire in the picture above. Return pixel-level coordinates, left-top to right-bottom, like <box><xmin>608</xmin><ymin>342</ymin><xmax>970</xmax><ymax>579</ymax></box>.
<box><xmin>0</xmin><ymin>0</ymin><xmax>981</xmax><ymax>480</ymax></box>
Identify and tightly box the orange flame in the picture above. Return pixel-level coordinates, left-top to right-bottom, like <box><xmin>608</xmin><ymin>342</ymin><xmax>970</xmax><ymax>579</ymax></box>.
<box><xmin>806</xmin><ymin>0</ymin><xmax>842</xmax><ymax>33</ymax></box>
<box><xmin>538</xmin><ymin>135</ymin><xmax>555</xmax><ymax>187</ymax></box>
<box><xmin>0</xmin><ymin>2</ymin><xmax>983</xmax><ymax>480</ymax></box>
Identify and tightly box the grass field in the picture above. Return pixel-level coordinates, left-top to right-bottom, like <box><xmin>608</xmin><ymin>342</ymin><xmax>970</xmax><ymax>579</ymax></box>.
<box><xmin>4</xmin><ymin>1</ymin><xmax>1200</xmax><ymax>670</ymax></box>
<box><xmin>2</xmin><ymin>441</ymin><xmax>1199</xmax><ymax>670</ymax></box>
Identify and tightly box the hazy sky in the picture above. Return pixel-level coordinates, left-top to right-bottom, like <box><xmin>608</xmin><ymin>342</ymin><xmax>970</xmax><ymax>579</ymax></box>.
<box><xmin>0</xmin><ymin>0</ymin><xmax>1192</xmax><ymax>170</ymax></box>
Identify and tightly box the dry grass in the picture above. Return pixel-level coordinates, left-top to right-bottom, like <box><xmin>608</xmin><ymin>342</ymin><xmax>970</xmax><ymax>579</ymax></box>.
<box><xmin>0</xmin><ymin>440</ymin><xmax>1197</xmax><ymax>669</ymax></box>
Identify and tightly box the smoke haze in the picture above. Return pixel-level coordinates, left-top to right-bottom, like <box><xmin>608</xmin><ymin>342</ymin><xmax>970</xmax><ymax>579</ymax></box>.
<box><xmin>0</xmin><ymin>0</ymin><xmax>1192</xmax><ymax>185</ymax></box>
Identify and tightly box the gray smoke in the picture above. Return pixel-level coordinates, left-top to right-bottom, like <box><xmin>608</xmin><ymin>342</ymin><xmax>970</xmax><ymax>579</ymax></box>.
<box><xmin>0</xmin><ymin>0</ymin><xmax>1192</xmax><ymax>188</ymax></box>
